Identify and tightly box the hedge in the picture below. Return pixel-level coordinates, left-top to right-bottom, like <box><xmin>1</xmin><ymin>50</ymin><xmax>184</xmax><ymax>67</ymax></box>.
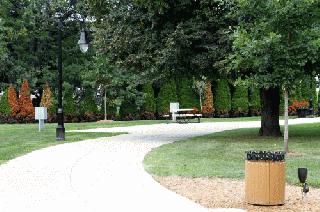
<box><xmin>176</xmin><ymin>78</ymin><xmax>199</xmax><ymax>111</ymax></box>
<box><xmin>214</xmin><ymin>79</ymin><xmax>231</xmax><ymax>116</ymax></box>
<box><xmin>156</xmin><ymin>80</ymin><xmax>178</xmax><ymax>114</ymax></box>
<box><xmin>142</xmin><ymin>84</ymin><xmax>156</xmax><ymax>113</ymax></box>
<box><xmin>232</xmin><ymin>84</ymin><xmax>248</xmax><ymax>115</ymax></box>
<box><xmin>0</xmin><ymin>88</ymin><xmax>10</xmax><ymax>115</ymax></box>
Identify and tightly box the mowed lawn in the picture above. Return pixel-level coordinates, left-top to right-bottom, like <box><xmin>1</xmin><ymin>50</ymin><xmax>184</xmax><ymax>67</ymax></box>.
<box><xmin>0</xmin><ymin>118</ymin><xmax>260</xmax><ymax>165</ymax></box>
<box><xmin>144</xmin><ymin>122</ymin><xmax>320</xmax><ymax>187</ymax></box>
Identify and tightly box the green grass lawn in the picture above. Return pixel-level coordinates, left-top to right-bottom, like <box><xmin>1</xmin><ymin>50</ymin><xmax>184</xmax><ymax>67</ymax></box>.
<box><xmin>144</xmin><ymin>122</ymin><xmax>320</xmax><ymax>187</ymax></box>
<box><xmin>0</xmin><ymin>123</ymin><xmax>125</xmax><ymax>165</ymax></box>
<box><xmin>0</xmin><ymin>117</ymin><xmax>265</xmax><ymax>166</ymax></box>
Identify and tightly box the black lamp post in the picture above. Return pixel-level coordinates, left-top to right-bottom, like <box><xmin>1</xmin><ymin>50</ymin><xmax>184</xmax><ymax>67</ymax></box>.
<box><xmin>55</xmin><ymin>5</ymin><xmax>89</xmax><ymax>141</ymax></box>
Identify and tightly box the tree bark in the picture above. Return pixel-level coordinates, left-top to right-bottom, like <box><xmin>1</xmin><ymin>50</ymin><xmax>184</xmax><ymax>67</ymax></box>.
<box><xmin>259</xmin><ymin>87</ymin><xmax>281</xmax><ymax>137</ymax></box>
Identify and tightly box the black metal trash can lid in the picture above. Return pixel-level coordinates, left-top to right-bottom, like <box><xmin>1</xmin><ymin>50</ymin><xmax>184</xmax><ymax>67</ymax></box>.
<box><xmin>246</xmin><ymin>151</ymin><xmax>286</xmax><ymax>161</ymax></box>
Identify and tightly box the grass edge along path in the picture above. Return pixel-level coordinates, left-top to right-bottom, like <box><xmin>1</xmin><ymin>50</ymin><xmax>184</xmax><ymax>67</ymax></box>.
<box><xmin>144</xmin><ymin>122</ymin><xmax>320</xmax><ymax>188</ymax></box>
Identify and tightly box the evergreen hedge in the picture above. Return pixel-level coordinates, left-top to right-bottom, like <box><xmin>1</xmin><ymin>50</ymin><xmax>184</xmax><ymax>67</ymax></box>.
<box><xmin>0</xmin><ymin>88</ymin><xmax>11</xmax><ymax>115</ymax></box>
<box><xmin>80</xmin><ymin>89</ymin><xmax>98</xmax><ymax>115</ymax></box>
<box><xmin>214</xmin><ymin>79</ymin><xmax>231</xmax><ymax>116</ymax></box>
<box><xmin>232</xmin><ymin>84</ymin><xmax>248</xmax><ymax>115</ymax></box>
<box><xmin>176</xmin><ymin>78</ymin><xmax>199</xmax><ymax>111</ymax></box>
<box><xmin>142</xmin><ymin>84</ymin><xmax>156</xmax><ymax>112</ymax></box>
<box><xmin>249</xmin><ymin>87</ymin><xmax>261</xmax><ymax>115</ymax></box>
<box><xmin>63</xmin><ymin>86</ymin><xmax>78</xmax><ymax>116</ymax></box>
<box><xmin>156</xmin><ymin>80</ymin><xmax>178</xmax><ymax>114</ymax></box>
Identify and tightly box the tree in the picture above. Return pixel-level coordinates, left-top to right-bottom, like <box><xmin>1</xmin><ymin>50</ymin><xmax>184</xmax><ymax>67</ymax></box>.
<box><xmin>156</xmin><ymin>80</ymin><xmax>178</xmax><ymax>114</ymax></box>
<box><xmin>177</xmin><ymin>78</ymin><xmax>199</xmax><ymax>110</ymax></box>
<box><xmin>19</xmin><ymin>79</ymin><xmax>34</xmax><ymax>118</ymax></box>
<box><xmin>0</xmin><ymin>88</ymin><xmax>11</xmax><ymax>115</ymax></box>
<box><xmin>248</xmin><ymin>87</ymin><xmax>261</xmax><ymax>116</ymax></box>
<box><xmin>202</xmin><ymin>80</ymin><xmax>214</xmax><ymax>116</ymax></box>
<box><xmin>80</xmin><ymin>88</ymin><xmax>98</xmax><ymax>115</ymax></box>
<box><xmin>63</xmin><ymin>84</ymin><xmax>78</xmax><ymax>116</ymax></box>
<box><xmin>142</xmin><ymin>84</ymin><xmax>156</xmax><ymax>113</ymax></box>
<box><xmin>40</xmin><ymin>82</ymin><xmax>54</xmax><ymax>113</ymax></box>
<box><xmin>229</xmin><ymin>0</ymin><xmax>320</xmax><ymax>141</ymax></box>
<box><xmin>232</xmin><ymin>83</ymin><xmax>248</xmax><ymax>116</ymax></box>
<box><xmin>90</xmin><ymin>0</ymin><xmax>235</xmax><ymax>81</ymax></box>
<box><xmin>214</xmin><ymin>79</ymin><xmax>231</xmax><ymax>116</ymax></box>
<box><xmin>7</xmin><ymin>84</ymin><xmax>19</xmax><ymax>116</ymax></box>
<box><xmin>193</xmin><ymin>77</ymin><xmax>206</xmax><ymax>112</ymax></box>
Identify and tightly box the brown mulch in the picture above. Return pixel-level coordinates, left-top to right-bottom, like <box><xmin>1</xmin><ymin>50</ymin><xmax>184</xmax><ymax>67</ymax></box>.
<box><xmin>154</xmin><ymin>176</ymin><xmax>320</xmax><ymax>212</ymax></box>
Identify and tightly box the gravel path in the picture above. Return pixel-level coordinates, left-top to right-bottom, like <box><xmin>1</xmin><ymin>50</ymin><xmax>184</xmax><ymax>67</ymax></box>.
<box><xmin>0</xmin><ymin>118</ymin><xmax>319</xmax><ymax>212</ymax></box>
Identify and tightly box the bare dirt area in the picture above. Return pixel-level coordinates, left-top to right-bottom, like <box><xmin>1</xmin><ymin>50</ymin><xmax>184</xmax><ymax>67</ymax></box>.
<box><xmin>154</xmin><ymin>176</ymin><xmax>320</xmax><ymax>212</ymax></box>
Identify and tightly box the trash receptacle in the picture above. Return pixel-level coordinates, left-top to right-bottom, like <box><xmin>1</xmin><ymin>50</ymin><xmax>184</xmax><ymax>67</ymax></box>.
<box><xmin>245</xmin><ymin>151</ymin><xmax>286</xmax><ymax>205</ymax></box>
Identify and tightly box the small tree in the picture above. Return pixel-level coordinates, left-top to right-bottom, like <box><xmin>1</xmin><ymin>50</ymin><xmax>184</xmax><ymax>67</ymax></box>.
<box><xmin>19</xmin><ymin>79</ymin><xmax>34</xmax><ymax>118</ymax></box>
<box><xmin>80</xmin><ymin>89</ymin><xmax>98</xmax><ymax>115</ymax></box>
<box><xmin>177</xmin><ymin>78</ymin><xmax>199</xmax><ymax>110</ymax></box>
<box><xmin>63</xmin><ymin>86</ymin><xmax>78</xmax><ymax>116</ymax></box>
<box><xmin>0</xmin><ymin>88</ymin><xmax>10</xmax><ymax>115</ymax></box>
<box><xmin>156</xmin><ymin>80</ymin><xmax>178</xmax><ymax>114</ymax></box>
<box><xmin>40</xmin><ymin>82</ymin><xmax>54</xmax><ymax>113</ymax></box>
<box><xmin>249</xmin><ymin>87</ymin><xmax>261</xmax><ymax>116</ymax></box>
<box><xmin>142</xmin><ymin>84</ymin><xmax>156</xmax><ymax>112</ymax></box>
<box><xmin>8</xmin><ymin>84</ymin><xmax>19</xmax><ymax>116</ymax></box>
<box><xmin>214</xmin><ymin>79</ymin><xmax>231</xmax><ymax>116</ymax></box>
<box><xmin>202</xmin><ymin>80</ymin><xmax>214</xmax><ymax>116</ymax></box>
<box><xmin>232</xmin><ymin>84</ymin><xmax>249</xmax><ymax>115</ymax></box>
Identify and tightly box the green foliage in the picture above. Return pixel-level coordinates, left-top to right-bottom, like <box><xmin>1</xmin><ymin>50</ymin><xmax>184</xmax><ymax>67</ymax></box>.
<box><xmin>214</xmin><ymin>79</ymin><xmax>231</xmax><ymax>114</ymax></box>
<box><xmin>177</xmin><ymin>78</ymin><xmax>199</xmax><ymax>110</ymax></box>
<box><xmin>80</xmin><ymin>89</ymin><xmax>98</xmax><ymax>115</ymax></box>
<box><xmin>249</xmin><ymin>87</ymin><xmax>260</xmax><ymax>112</ymax></box>
<box><xmin>63</xmin><ymin>85</ymin><xmax>78</xmax><ymax>116</ymax></box>
<box><xmin>119</xmin><ymin>98</ymin><xmax>138</xmax><ymax>119</ymax></box>
<box><xmin>232</xmin><ymin>84</ymin><xmax>248</xmax><ymax>113</ymax></box>
<box><xmin>229</xmin><ymin>0</ymin><xmax>320</xmax><ymax>89</ymax></box>
<box><xmin>156</xmin><ymin>80</ymin><xmax>178</xmax><ymax>114</ymax></box>
<box><xmin>0</xmin><ymin>89</ymin><xmax>10</xmax><ymax>115</ymax></box>
<box><xmin>142</xmin><ymin>84</ymin><xmax>156</xmax><ymax>112</ymax></box>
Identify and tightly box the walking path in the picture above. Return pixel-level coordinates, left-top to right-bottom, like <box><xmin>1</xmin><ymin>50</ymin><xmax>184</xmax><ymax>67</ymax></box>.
<box><xmin>0</xmin><ymin>118</ymin><xmax>319</xmax><ymax>212</ymax></box>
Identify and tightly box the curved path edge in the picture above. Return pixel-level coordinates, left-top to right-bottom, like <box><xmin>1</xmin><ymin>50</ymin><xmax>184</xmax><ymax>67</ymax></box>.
<box><xmin>0</xmin><ymin>118</ymin><xmax>319</xmax><ymax>212</ymax></box>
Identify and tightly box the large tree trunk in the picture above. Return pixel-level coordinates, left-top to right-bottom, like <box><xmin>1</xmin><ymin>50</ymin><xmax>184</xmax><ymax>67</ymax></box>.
<box><xmin>259</xmin><ymin>87</ymin><xmax>281</xmax><ymax>137</ymax></box>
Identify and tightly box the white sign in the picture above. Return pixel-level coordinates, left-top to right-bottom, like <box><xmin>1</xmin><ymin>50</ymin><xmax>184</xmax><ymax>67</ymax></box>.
<box><xmin>35</xmin><ymin>107</ymin><xmax>48</xmax><ymax>120</ymax></box>
<box><xmin>35</xmin><ymin>107</ymin><xmax>47</xmax><ymax>132</ymax></box>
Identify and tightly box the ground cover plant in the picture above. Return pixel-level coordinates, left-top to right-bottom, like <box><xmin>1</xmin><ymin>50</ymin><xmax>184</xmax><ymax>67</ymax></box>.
<box><xmin>144</xmin><ymin>123</ymin><xmax>320</xmax><ymax>187</ymax></box>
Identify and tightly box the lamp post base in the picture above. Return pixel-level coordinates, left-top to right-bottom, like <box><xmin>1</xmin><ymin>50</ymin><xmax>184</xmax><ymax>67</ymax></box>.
<box><xmin>56</xmin><ymin>126</ymin><xmax>65</xmax><ymax>141</ymax></box>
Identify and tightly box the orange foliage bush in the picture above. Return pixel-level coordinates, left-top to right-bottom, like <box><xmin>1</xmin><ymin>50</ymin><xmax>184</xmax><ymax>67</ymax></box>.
<box><xmin>40</xmin><ymin>82</ymin><xmax>53</xmax><ymax>109</ymax></box>
<box><xmin>8</xmin><ymin>84</ymin><xmax>19</xmax><ymax>116</ymax></box>
<box><xmin>288</xmin><ymin>100</ymin><xmax>309</xmax><ymax>113</ymax></box>
<box><xmin>202</xmin><ymin>80</ymin><xmax>214</xmax><ymax>114</ymax></box>
<box><xmin>19</xmin><ymin>80</ymin><xmax>34</xmax><ymax>118</ymax></box>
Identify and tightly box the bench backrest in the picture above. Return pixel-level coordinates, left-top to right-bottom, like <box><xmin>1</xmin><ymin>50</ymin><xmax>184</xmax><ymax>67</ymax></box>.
<box><xmin>170</xmin><ymin>102</ymin><xmax>179</xmax><ymax>113</ymax></box>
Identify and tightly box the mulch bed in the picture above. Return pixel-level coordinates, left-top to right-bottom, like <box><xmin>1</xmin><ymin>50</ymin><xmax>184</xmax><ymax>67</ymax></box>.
<box><xmin>154</xmin><ymin>176</ymin><xmax>320</xmax><ymax>212</ymax></box>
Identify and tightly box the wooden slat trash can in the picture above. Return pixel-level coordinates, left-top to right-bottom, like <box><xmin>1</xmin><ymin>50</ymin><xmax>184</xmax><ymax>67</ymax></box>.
<box><xmin>245</xmin><ymin>151</ymin><xmax>286</xmax><ymax>206</ymax></box>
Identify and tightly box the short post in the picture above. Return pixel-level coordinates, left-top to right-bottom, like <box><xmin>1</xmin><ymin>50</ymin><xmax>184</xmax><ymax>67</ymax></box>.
<box><xmin>170</xmin><ymin>102</ymin><xmax>179</xmax><ymax>122</ymax></box>
<box><xmin>35</xmin><ymin>107</ymin><xmax>48</xmax><ymax>132</ymax></box>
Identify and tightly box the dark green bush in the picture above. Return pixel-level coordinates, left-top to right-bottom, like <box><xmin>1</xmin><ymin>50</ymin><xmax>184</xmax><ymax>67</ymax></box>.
<box><xmin>176</xmin><ymin>78</ymin><xmax>199</xmax><ymax>110</ymax></box>
<box><xmin>0</xmin><ymin>88</ymin><xmax>11</xmax><ymax>115</ymax></box>
<box><xmin>214</xmin><ymin>79</ymin><xmax>231</xmax><ymax>115</ymax></box>
<box><xmin>156</xmin><ymin>80</ymin><xmax>178</xmax><ymax>114</ymax></box>
<box><xmin>80</xmin><ymin>89</ymin><xmax>98</xmax><ymax>115</ymax></box>
<box><xmin>63</xmin><ymin>87</ymin><xmax>78</xmax><ymax>116</ymax></box>
<box><xmin>142</xmin><ymin>84</ymin><xmax>156</xmax><ymax>113</ymax></box>
<box><xmin>120</xmin><ymin>98</ymin><xmax>138</xmax><ymax>120</ymax></box>
<box><xmin>232</xmin><ymin>84</ymin><xmax>248</xmax><ymax>114</ymax></box>
<box><xmin>249</xmin><ymin>87</ymin><xmax>261</xmax><ymax>115</ymax></box>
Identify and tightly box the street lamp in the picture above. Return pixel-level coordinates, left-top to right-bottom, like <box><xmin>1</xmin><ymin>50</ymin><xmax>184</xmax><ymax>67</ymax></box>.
<box><xmin>55</xmin><ymin>6</ymin><xmax>89</xmax><ymax>141</ymax></box>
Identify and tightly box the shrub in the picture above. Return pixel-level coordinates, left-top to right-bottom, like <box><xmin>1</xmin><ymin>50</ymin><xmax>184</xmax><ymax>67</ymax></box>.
<box><xmin>202</xmin><ymin>80</ymin><xmax>214</xmax><ymax>117</ymax></box>
<box><xmin>18</xmin><ymin>80</ymin><xmax>34</xmax><ymax>118</ymax></box>
<box><xmin>80</xmin><ymin>89</ymin><xmax>98</xmax><ymax>115</ymax></box>
<box><xmin>177</xmin><ymin>78</ymin><xmax>199</xmax><ymax>110</ymax></box>
<box><xmin>156</xmin><ymin>80</ymin><xmax>178</xmax><ymax>114</ymax></box>
<box><xmin>120</xmin><ymin>98</ymin><xmax>138</xmax><ymax>120</ymax></box>
<box><xmin>0</xmin><ymin>88</ymin><xmax>11</xmax><ymax>115</ymax></box>
<box><xmin>142</xmin><ymin>84</ymin><xmax>156</xmax><ymax>113</ymax></box>
<box><xmin>249</xmin><ymin>87</ymin><xmax>261</xmax><ymax>116</ymax></box>
<box><xmin>40</xmin><ymin>82</ymin><xmax>55</xmax><ymax>114</ymax></box>
<box><xmin>232</xmin><ymin>84</ymin><xmax>249</xmax><ymax>116</ymax></box>
<box><xmin>8</xmin><ymin>84</ymin><xmax>19</xmax><ymax>116</ymax></box>
<box><xmin>214</xmin><ymin>79</ymin><xmax>231</xmax><ymax>116</ymax></box>
<box><xmin>63</xmin><ymin>86</ymin><xmax>78</xmax><ymax>116</ymax></box>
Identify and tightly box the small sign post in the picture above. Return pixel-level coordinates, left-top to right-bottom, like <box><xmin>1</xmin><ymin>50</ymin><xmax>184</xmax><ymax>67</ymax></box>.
<box><xmin>35</xmin><ymin>107</ymin><xmax>48</xmax><ymax>132</ymax></box>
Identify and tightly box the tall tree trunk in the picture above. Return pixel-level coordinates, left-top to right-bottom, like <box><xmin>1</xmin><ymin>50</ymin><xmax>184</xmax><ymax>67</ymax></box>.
<box><xmin>259</xmin><ymin>87</ymin><xmax>281</xmax><ymax>137</ymax></box>
<box><xmin>284</xmin><ymin>89</ymin><xmax>289</xmax><ymax>153</ymax></box>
